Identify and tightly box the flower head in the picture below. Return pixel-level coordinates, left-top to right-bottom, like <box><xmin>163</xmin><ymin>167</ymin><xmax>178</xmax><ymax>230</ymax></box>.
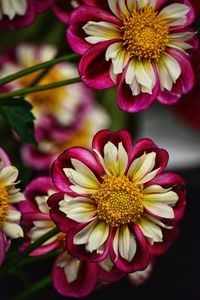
<box><xmin>67</xmin><ymin>0</ymin><xmax>197</xmax><ymax>112</ymax></box>
<box><xmin>0</xmin><ymin>147</ymin><xmax>24</xmax><ymax>265</ymax></box>
<box><xmin>19</xmin><ymin>177</ymin><xmax>64</xmax><ymax>255</ymax></box>
<box><xmin>0</xmin><ymin>0</ymin><xmax>53</xmax><ymax>30</ymax></box>
<box><xmin>48</xmin><ymin>129</ymin><xmax>186</xmax><ymax>272</ymax></box>
<box><xmin>0</xmin><ymin>44</ymin><xmax>110</xmax><ymax>170</ymax></box>
<box><xmin>19</xmin><ymin>176</ymin><xmax>106</xmax><ymax>297</ymax></box>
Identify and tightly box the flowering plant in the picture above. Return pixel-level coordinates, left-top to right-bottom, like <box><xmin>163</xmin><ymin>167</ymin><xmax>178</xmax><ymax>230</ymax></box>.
<box><xmin>0</xmin><ymin>1</ymin><xmax>199</xmax><ymax>299</ymax></box>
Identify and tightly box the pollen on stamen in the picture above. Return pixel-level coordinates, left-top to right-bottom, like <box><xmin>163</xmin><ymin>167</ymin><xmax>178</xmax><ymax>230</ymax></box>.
<box><xmin>91</xmin><ymin>175</ymin><xmax>144</xmax><ymax>227</ymax></box>
<box><xmin>121</xmin><ymin>7</ymin><xmax>169</xmax><ymax>61</ymax></box>
<box><xmin>0</xmin><ymin>185</ymin><xmax>9</xmax><ymax>227</ymax></box>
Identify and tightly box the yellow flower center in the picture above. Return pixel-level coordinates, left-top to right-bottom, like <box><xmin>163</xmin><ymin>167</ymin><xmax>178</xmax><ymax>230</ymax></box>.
<box><xmin>121</xmin><ymin>7</ymin><xmax>169</xmax><ymax>61</ymax></box>
<box><xmin>0</xmin><ymin>185</ymin><xmax>9</xmax><ymax>227</ymax></box>
<box><xmin>91</xmin><ymin>175</ymin><xmax>144</xmax><ymax>227</ymax></box>
<box><xmin>18</xmin><ymin>68</ymin><xmax>68</xmax><ymax>117</ymax></box>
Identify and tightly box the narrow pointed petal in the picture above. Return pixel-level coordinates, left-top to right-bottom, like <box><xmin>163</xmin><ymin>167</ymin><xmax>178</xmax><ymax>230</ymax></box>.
<box><xmin>118</xmin><ymin>225</ymin><xmax>137</xmax><ymax>262</ymax></box>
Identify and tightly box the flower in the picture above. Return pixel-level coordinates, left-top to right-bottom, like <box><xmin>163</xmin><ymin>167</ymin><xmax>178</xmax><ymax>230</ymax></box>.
<box><xmin>48</xmin><ymin>129</ymin><xmax>186</xmax><ymax>273</ymax></box>
<box><xmin>67</xmin><ymin>0</ymin><xmax>197</xmax><ymax>112</ymax></box>
<box><xmin>0</xmin><ymin>0</ymin><xmax>53</xmax><ymax>30</ymax></box>
<box><xmin>0</xmin><ymin>147</ymin><xmax>24</xmax><ymax>265</ymax></box>
<box><xmin>19</xmin><ymin>176</ymin><xmax>112</xmax><ymax>297</ymax></box>
<box><xmin>0</xmin><ymin>44</ymin><xmax>110</xmax><ymax>170</ymax></box>
<box><xmin>19</xmin><ymin>176</ymin><xmax>64</xmax><ymax>255</ymax></box>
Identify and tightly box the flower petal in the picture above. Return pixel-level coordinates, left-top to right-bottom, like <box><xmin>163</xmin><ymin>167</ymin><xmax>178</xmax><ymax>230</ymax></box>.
<box><xmin>118</xmin><ymin>225</ymin><xmax>137</xmax><ymax>262</ymax></box>
<box><xmin>73</xmin><ymin>221</ymin><xmax>97</xmax><ymax>245</ymax></box>
<box><xmin>3</xmin><ymin>222</ymin><xmax>23</xmax><ymax>239</ymax></box>
<box><xmin>156</xmin><ymin>53</ymin><xmax>181</xmax><ymax>92</ymax></box>
<box><xmin>86</xmin><ymin>221</ymin><xmax>109</xmax><ymax>253</ymax></box>
<box><xmin>158</xmin><ymin>3</ymin><xmax>190</xmax><ymax>26</ymax></box>
<box><xmin>83</xmin><ymin>21</ymin><xmax>120</xmax><ymax>44</ymax></box>
<box><xmin>59</xmin><ymin>197</ymin><xmax>97</xmax><ymax>223</ymax></box>
<box><xmin>143</xmin><ymin>201</ymin><xmax>174</xmax><ymax>219</ymax></box>
<box><xmin>0</xmin><ymin>166</ymin><xmax>18</xmax><ymax>186</ymax></box>
<box><xmin>138</xmin><ymin>216</ymin><xmax>163</xmax><ymax>244</ymax></box>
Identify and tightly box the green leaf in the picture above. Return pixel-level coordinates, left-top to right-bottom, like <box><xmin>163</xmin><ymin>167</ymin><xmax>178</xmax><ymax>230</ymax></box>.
<box><xmin>0</xmin><ymin>97</ymin><xmax>36</xmax><ymax>145</ymax></box>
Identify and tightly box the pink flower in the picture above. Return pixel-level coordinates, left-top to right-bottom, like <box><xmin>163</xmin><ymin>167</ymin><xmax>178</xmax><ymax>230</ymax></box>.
<box><xmin>67</xmin><ymin>0</ymin><xmax>197</xmax><ymax>112</ymax></box>
<box><xmin>0</xmin><ymin>147</ymin><xmax>25</xmax><ymax>265</ymax></box>
<box><xmin>0</xmin><ymin>0</ymin><xmax>53</xmax><ymax>30</ymax></box>
<box><xmin>19</xmin><ymin>177</ymin><xmax>64</xmax><ymax>255</ymax></box>
<box><xmin>0</xmin><ymin>44</ymin><xmax>110</xmax><ymax>170</ymax></box>
<box><xmin>48</xmin><ymin>129</ymin><xmax>186</xmax><ymax>273</ymax></box>
<box><xmin>19</xmin><ymin>176</ymin><xmax>115</xmax><ymax>297</ymax></box>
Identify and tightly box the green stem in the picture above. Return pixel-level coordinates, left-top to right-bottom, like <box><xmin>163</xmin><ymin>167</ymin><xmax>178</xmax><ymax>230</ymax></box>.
<box><xmin>0</xmin><ymin>227</ymin><xmax>59</xmax><ymax>275</ymax></box>
<box><xmin>0</xmin><ymin>77</ymin><xmax>81</xmax><ymax>100</ymax></box>
<box><xmin>11</xmin><ymin>274</ymin><xmax>52</xmax><ymax>300</ymax></box>
<box><xmin>0</xmin><ymin>53</ymin><xmax>79</xmax><ymax>86</ymax></box>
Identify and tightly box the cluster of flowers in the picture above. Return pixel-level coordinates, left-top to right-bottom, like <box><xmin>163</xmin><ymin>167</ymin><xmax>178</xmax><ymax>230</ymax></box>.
<box><xmin>0</xmin><ymin>0</ymin><xmax>199</xmax><ymax>298</ymax></box>
<box><xmin>0</xmin><ymin>128</ymin><xmax>186</xmax><ymax>296</ymax></box>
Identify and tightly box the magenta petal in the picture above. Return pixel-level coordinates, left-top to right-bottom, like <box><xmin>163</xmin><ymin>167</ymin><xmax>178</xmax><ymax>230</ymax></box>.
<box><xmin>83</xmin><ymin>0</ymin><xmax>110</xmax><ymax>11</ymax></box>
<box><xmin>66</xmin><ymin>223</ymin><xmax>111</xmax><ymax>262</ymax></box>
<box><xmin>98</xmin><ymin>264</ymin><xmax>124</xmax><ymax>283</ymax></box>
<box><xmin>130</xmin><ymin>138</ymin><xmax>169</xmax><ymax>173</ymax></box>
<box><xmin>48</xmin><ymin>192</ymin><xmax>78</xmax><ymax>233</ymax></box>
<box><xmin>0</xmin><ymin>231</ymin><xmax>7</xmax><ymax>266</ymax></box>
<box><xmin>117</xmin><ymin>67</ymin><xmax>159</xmax><ymax>112</ymax></box>
<box><xmin>158</xmin><ymin>49</ymin><xmax>195</xmax><ymax>104</ymax></box>
<box><xmin>183</xmin><ymin>0</ymin><xmax>196</xmax><ymax>26</ymax></box>
<box><xmin>92</xmin><ymin>129</ymin><xmax>133</xmax><ymax>160</ymax></box>
<box><xmin>33</xmin><ymin>0</ymin><xmax>53</xmax><ymax>12</ymax></box>
<box><xmin>52</xmin><ymin>147</ymin><xmax>102</xmax><ymax>194</ymax></box>
<box><xmin>52</xmin><ymin>252</ymin><xmax>98</xmax><ymax>298</ymax></box>
<box><xmin>25</xmin><ymin>240</ymin><xmax>62</xmax><ymax>257</ymax></box>
<box><xmin>149</xmin><ymin>226</ymin><xmax>179</xmax><ymax>255</ymax></box>
<box><xmin>21</xmin><ymin>145</ymin><xmax>53</xmax><ymax>170</ymax></box>
<box><xmin>146</xmin><ymin>172</ymin><xmax>186</xmax><ymax>222</ymax></box>
<box><xmin>157</xmin><ymin>90</ymin><xmax>181</xmax><ymax>105</ymax></box>
<box><xmin>79</xmin><ymin>41</ymin><xmax>117</xmax><ymax>89</ymax></box>
<box><xmin>0</xmin><ymin>147</ymin><xmax>10</xmax><ymax>170</ymax></box>
<box><xmin>52</xmin><ymin>0</ymin><xmax>73</xmax><ymax>23</ymax></box>
<box><xmin>67</xmin><ymin>5</ymin><xmax>121</xmax><ymax>55</ymax></box>
<box><xmin>110</xmin><ymin>225</ymin><xmax>150</xmax><ymax>273</ymax></box>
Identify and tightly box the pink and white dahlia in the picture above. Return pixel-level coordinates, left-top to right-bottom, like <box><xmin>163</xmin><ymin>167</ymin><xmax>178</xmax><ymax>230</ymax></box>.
<box><xmin>48</xmin><ymin>129</ymin><xmax>186</xmax><ymax>273</ymax></box>
<box><xmin>0</xmin><ymin>44</ymin><xmax>109</xmax><ymax>170</ymax></box>
<box><xmin>0</xmin><ymin>147</ymin><xmax>24</xmax><ymax>265</ymax></box>
<box><xmin>19</xmin><ymin>176</ymin><xmax>99</xmax><ymax>297</ymax></box>
<box><xmin>19</xmin><ymin>177</ymin><xmax>67</xmax><ymax>255</ymax></box>
<box><xmin>67</xmin><ymin>0</ymin><xmax>197</xmax><ymax>112</ymax></box>
<box><xmin>0</xmin><ymin>0</ymin><xmax>53</xmax><ymax>30</ymax></box>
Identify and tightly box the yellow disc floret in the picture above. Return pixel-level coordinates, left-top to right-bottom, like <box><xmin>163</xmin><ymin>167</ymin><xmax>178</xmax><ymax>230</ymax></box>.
<box><xmin>121</xmin><ymin>7</ymin><xmax>169</xmax><ymax>61</ymax></box>
<box><xmin>0</xmin><ymin>185</ymin><xmax>9</xmax><ymax>227</ymax></box>
<box><xmin>91</xmin><ymin>175</ymin><xmax>144</xmax><ymax>227</ymax></box>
